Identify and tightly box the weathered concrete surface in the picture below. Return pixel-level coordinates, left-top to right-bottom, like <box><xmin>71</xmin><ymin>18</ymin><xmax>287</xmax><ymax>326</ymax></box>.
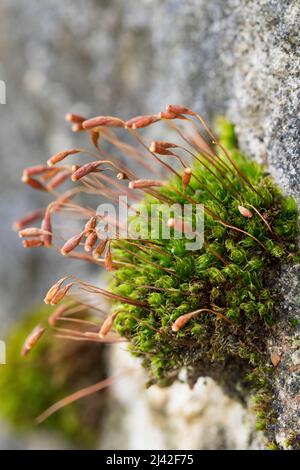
<box><xmin>0</xmin><ymin>0</ymin><xmax>299</xmax><ymax>449</ymax></box>
<box><xmin>99</xmin><ymin>345</ymin><xmax>263</xmax><ymax>450</ymax></box>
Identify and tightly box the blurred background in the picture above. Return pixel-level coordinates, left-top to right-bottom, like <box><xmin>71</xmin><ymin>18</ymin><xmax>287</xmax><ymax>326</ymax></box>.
<box><xmin>0</xmin><ymin>0</ymin><xmax>298</xmax><ymax>449</ymax></box>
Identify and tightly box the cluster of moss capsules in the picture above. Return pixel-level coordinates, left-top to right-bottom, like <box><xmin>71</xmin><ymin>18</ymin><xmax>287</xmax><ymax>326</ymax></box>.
<box><xmin>15</xmin><ymin>105</ymin><xmax>298</xmax><ymax>427</ymax></box>
<box><xmin>111</xmin><ymin>118</ymin><xmax>298</xmax><ymax>400</ymax></box>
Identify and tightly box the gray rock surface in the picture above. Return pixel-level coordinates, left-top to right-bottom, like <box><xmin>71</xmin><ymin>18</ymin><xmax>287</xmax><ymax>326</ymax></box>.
<box><xmin>269</xmin><ymin>264</ymin><xmax>300</xmax><ymax>449</ymax></box>
<box><xmin>0</xmin><ymin>0</ymin><xmax>299</xmax><ymax>449</ymax></box>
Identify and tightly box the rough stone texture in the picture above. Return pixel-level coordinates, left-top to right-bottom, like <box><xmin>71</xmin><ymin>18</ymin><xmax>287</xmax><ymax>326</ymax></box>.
<box><xmin>0</xmin><ymin>0</ymin><xmax>299</xmax><ymax>449</ymax></box>
<box><xmin>269</xmin><ymin>265</ymin><xmax>300</xmax><ymax>449</ymax></box>
<box><xmin>227</xmin><ymin>1</ymin><xmax>300</xmax><ymax>204</ymax></box>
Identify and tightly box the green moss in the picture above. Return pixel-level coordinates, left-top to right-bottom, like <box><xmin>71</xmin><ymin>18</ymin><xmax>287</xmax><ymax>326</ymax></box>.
<box><xmin>266</xmin><ymin>442</ymin><xmax>278</xmax><ymax>450</ymax></box>
<box><xmin>283</xmin><ymin>432</ymin><xmax>300</xmax><ymax>450</ymax></box>
<box><xmin>0</xmin><ymin>305</ymin><xmax>106</xmax><ymax>447</ymax></box>
<box><xmin>107</xmin><ymin>118</ymin><xmax>298</xmax><ymax>439</ymax></box>
<box><xmin>290</xmin><ymin>318</ymin><xmax>299</xmax><ymax>328</ymax></box>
